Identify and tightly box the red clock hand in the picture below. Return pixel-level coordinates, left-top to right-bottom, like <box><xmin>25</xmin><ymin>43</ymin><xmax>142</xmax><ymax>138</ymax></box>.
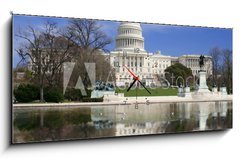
<box><xmin>124</xmin><ymin>66</ymin><xmax>139</xmax><ymax>80</ymax></box>
<box><xmin>124</xmin><ymin>65</ymin><xmax>151</xmax><ymax>94</ymax></box>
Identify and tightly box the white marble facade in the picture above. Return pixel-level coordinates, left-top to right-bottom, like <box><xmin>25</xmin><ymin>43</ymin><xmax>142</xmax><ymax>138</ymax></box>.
<box><xmin>107</xmin><ymin>22</ymin><xmax>213</xmax><ymax>87</ymax></box>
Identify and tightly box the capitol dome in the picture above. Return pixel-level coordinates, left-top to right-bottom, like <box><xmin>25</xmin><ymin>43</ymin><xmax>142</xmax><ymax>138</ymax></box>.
<box><xmin>115</xmin><ymin>22</ymin><xmax>145</xmax><ymax>51</ymax></box>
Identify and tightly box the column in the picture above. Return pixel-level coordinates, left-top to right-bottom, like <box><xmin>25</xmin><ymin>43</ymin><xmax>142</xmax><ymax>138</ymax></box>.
<box><xmin>137</xmin><ymin>56</ymin><xmax>140</xmax><ymax>69</ymax></box>
<box><xmin>135</xmin><ymin>57</ymin><xmax>138</xmax><ymax>72</ymax></box>
<box><xmin>129</xmin><ymin>56</ymin><xmax>131</xmax><ymax>68</ymax></box>
<box><xmin>133</xmin><ymin>56</ymin><xmax>135</xmax><ymax>69</ymax></box>
<box><xmin>119</xmin><ymin>56</ymin><xmax>122</xmax><ymax>67</ymax></box>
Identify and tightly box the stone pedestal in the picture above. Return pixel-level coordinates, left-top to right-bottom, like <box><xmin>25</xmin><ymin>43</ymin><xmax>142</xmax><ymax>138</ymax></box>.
<box><xmin>178</xmin><ymin>87</ymin><xmax>184</xmax><ymax>97</ymax></box>
<box><xmin>220</xmin><ymin>87</ymin><xmax>227</xmax><ymax>95</ymax></box>
<box><xmin>184</xmin><ymin>87</ymin><xmax>192</xmax><ymax>97</ymax></box>
<box><xmin>212</xmin><ymin>87</ymin><xmax>218</xmax><ymax>93</ymax></box>
<box><xmin>197</xmin><ymin>71</ymin><xmax>210</xmax><ymax>93</ymax></box>
<box><xmin>91</xmin><ymin>90</ymin><xmax>115</xmax><ymax>98</ymax></box>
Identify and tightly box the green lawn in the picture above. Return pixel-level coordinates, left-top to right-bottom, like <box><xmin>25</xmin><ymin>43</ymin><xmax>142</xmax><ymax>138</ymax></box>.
<box><xmin>116</xmin><ymin>87</ymin><xmax>178</xmax><ymax>97</ymax></box>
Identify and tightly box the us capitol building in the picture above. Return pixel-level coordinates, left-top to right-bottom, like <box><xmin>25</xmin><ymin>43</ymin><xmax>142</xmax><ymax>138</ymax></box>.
<box><xmin>106</xmin><ymin>22</ymin><xmax>212</xmax><ymax>87</ymax></box>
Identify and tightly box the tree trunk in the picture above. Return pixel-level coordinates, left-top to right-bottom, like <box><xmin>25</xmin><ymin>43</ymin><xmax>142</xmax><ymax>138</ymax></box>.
<box><xmin>40</xmin><ymin>67</ymin><xmax>44</xmax><ymax>102</ymax></box>
<box><xmin>40</xmin><ymin>85</ymin><xmax>44</xmax><ymax>102</ymax></box>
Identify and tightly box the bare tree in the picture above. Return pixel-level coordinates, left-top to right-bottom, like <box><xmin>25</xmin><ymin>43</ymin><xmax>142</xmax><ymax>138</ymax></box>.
<box><xmin>16</xmin><ymin>25</ymin><xmax>45</xmax><ymax>102</ymax></box>
<box><xmin>41</xmin><ymin>22</ymin><xmax>74</xmax><ymax>87</ymax></box>
<box><xmin>15</xmin><ymin>22</ymin><xmax>73</xmax><ymax>102</ymax></box>
<box><xmin>63</xmin><ymin>19</ymin><xmax>113</xmax><ymax>90</ymax></box>
<box><xmin>209</xmin><ymin>47</ymin><xmax>221</xmax><ymax>87</ymax></box>
<box><xmin>15</xmin><ymin>19</ymin><xmax>114</xmax><ymax>101</ymax></box>
<box><xmin>208</xmin><ymin>47</ymin><xmax>232</xmax><ymax>94</ymax></box>
<box><xmin>222</xmin><ymin>49</ymin><xmax>232</xmax><ymax>94</ymax></box>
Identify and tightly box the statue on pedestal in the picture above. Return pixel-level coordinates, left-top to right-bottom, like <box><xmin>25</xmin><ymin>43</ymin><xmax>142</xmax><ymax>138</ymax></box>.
<box><xmin>196</xmin><ymin>55</ymin><xmax>210</xmax><ymax>93</ymax></box>
<box><xmin>199</xmin><ymin>55</ymin><xmax>205</xmax><ymax>70</ymax></box>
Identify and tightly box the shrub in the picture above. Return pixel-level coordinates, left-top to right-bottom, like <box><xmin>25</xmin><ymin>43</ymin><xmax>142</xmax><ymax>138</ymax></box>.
<box><xmin>85</xmin><ymin>89</ymin><xmax>92</xmax><ymax>97</ymax></box>
<box><xmin>64</xmin><ymin>88</ymin><xmax>82</xmax><ymax>101</ymax></box>
<box><xmin>14</xmin><ymin>84</ymin><xmax>39</xmax><ymax>103</ymax></box>
<box><xmin>64</xmin><ymin>88</ymin><xmax>92</xmax><ymax>101</ymax></box>
<box><xmin>82</xmin><ymin>97</ymin><xmax>103</xmax><ymax>102</ymax></box>
<box><xmin>44</xmin><ymin>87</ymin><xmax>64</xmax><ymax>103</ymax></box>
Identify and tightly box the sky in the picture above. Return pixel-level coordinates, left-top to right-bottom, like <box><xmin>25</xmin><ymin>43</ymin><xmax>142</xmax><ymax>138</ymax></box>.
<box><xmin>13</xmin><ymin>14</ymin><xmax>232</xmax><ymax>67</ymax></box>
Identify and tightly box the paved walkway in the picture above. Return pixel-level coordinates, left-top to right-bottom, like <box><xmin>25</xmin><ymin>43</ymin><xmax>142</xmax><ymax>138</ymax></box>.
<box><xmin>13</xmin><ymin>94</ymin><xmax>232</xmax><ymax>108</ymax></box>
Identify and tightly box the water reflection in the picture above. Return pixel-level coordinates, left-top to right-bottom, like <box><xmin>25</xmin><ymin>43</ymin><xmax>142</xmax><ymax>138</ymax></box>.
<box><xmin>13</xmin><ymin>101</ymin><xmax>232</xmax><ymax>143</ymax></box>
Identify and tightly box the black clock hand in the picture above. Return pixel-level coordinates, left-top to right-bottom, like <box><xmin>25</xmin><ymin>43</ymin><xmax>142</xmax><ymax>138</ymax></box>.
<box><xmin>124</xmin><ymin>65</ymin><xmax>151</xmax><ymax>94</ymax></box>
<box><xmin>138</xmin><ymin>80</ymin><xmax>151</xmax><ymax>94</ymax></box>
<box><xmin>127</xmin><ymin>79</ymin><xmax>137</xmax><ymax>92</ymax></box>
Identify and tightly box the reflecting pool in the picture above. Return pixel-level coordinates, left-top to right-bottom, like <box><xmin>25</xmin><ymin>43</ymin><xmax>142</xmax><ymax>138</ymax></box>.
<box><xmin>12</xmin><ymin>101</ymin><xmax>232</xmax><ymax>143</ymax></box>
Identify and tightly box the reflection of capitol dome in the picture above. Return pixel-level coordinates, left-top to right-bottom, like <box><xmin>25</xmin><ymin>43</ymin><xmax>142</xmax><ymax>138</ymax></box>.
<box><xmin>115</xmin><ymin>22</ymin><xmax>145</xmax><ymax>51</ymax></box>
